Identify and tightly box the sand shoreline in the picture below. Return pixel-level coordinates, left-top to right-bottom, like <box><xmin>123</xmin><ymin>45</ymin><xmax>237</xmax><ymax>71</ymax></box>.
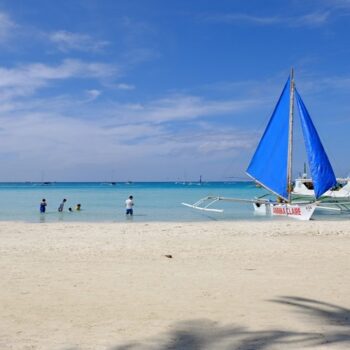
<box><xmin>1</xmin><ymin>221</ymin><xmax>350</xmax><ymax>349</ymax></box>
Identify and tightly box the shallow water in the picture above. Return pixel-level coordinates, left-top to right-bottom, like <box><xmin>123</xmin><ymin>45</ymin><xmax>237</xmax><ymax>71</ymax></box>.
<box><xmin>0</xmin><ymin>182</ymin><xmax>347</xmax><ymax>223</ymax></box>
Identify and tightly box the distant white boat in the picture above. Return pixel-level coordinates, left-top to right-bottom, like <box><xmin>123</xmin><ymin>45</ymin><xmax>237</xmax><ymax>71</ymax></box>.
<box><xmin>293</xmin><ymin>177</ymin><xmax>350</xmax><ymax>199</ymax></box>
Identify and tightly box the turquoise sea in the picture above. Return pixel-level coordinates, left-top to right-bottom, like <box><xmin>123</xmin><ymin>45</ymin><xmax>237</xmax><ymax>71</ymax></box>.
<box><xmin>0</xmin><ymin>182</ymin><xmax>347</xmax><ymax>223</ymax></box>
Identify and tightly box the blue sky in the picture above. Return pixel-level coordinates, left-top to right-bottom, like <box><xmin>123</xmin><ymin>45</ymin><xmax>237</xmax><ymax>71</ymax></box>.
<box><xmin>0</xmin><ymin>0</ymin><xmax>349</xmax><ymax>181</ymax></box>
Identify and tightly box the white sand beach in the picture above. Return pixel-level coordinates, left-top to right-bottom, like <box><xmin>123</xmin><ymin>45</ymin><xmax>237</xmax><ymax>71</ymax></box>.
<box><xmin>1</xmin><ymin>220</ymin><xmax>350</xmax><ymax>350</ymax></box>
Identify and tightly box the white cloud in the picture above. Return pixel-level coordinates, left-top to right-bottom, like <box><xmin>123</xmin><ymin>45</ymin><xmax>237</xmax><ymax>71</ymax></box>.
<box><xmin>49</xmin><ymin>30</ymin><xmax>109</xmax><ymax>52</ymax></box>
<box><xmin>0</xmin><ymin>59</ymin><xmax>117</xmax><ymax>99</ymax></box>
<box><xmin>85</xmin><ymin>89</ymin><xmax>102</xmax><ymax>100</ymax></box>
<box><xmin>160</xmin><ymin>128</ymin><xmax>255</xmax><ymax>158</ymax></box>
<box><xmin>116</xmin><ymin>83</ymin><xmax>135</xmax><ymax>90</ymax></box>
<box><xmin>0</xmin><ymin>108</ymin><xmax>256</xmax><ymax>180</ymax></box>
<box><xmin>203</xmin><ymin>11</ymin><xmax>331</xmax><ymax>27</ymax></box>
<box><xmin>328</xmin><ymin>0</ymin><xmax>350</xmax><ymax>9</ymax></box>
<box><xmin>0</xmin><ymin>87</ymin><xmax>263</xmax><ymax>180</ymax></box>
<box><xmin>207</xmin><ymin>13</ymin><xmax>282</xmax><ymax>25</ymax></box>
<box><xmin>8</xmin><ymin>70</ymin><xmax>350</xmax><ymax>180</ymax></box>
<box><xmin>0</xmin><ymin>12</ymin><xmax>16</xmax><ymax>42</ymax></box>
<box><xmin>108</xmin><ymin>94</ymin><xmax>262</xmax><ymax>125</ymax></box>
<box><xmin>24</xmin><ymin>59</ymin><xmax>116</xmax><ymax>80</ymax></box>
<box><xmin>293</xmin><ymin>11</ymin><xmax>331</xmax><ymax>26</ymax></box>
<box><xmin>122</xmin><ymin>47</ymin><xmax>160</xmax><ymax>65</ymax></box>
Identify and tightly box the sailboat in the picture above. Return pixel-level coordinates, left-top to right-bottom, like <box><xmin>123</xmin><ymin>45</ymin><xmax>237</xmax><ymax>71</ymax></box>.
<box><xmin>182</xmin><ymin>70</ymin><xmax>349</xmax><ymax>220</ymax></box>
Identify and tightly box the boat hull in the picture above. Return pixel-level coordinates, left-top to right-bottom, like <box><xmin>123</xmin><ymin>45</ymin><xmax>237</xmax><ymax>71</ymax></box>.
<box><xmin>293</xmin><ymin>178</ymin><xmax>350</xmax><ymax>199</ymax></box>
<box><xmin>253</xmin><ymin>202</ymin><xmax>316</xmax><ymax>220</ymax></box>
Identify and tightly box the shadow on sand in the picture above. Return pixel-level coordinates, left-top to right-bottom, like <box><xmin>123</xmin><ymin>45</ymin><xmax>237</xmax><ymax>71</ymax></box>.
<box><xmin>67</xmin><ymin>296</ymin><xmax>350</xmax><ymax>350</ymax></box>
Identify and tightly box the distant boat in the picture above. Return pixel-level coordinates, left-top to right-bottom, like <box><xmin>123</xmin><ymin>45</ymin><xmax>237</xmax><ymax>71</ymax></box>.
<box><xmin>293</xmin><ymin>176</ymin><xmax>350</xmax><ymax>199</ymax></box>
<box><xmin>183</xmin><ymin>69</ymin><xmax>350</xmax><ymax>220</ymax></box>
<box><xmin>101</xmin><ymin>182</ymin><xmax>117</xmax><ymax>186</ymax></box>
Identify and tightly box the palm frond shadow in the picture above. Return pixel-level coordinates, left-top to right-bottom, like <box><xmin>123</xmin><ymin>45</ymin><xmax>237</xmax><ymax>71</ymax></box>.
<box><xmin>108</xmin><ymin>297</ymin><xmax>350</xmax><ymax>350</ymax></box>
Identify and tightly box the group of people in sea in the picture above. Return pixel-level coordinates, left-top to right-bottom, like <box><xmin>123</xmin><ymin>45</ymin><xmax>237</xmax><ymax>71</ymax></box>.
<box><xmin>40</xmin><ymin>198</ymin><xmax>81</xmax><ymax>213</ymax></box>
<box><xmin>39</xmin><ymin>195</ymin><xmax>134</xmax><ymax>216</ymax></box>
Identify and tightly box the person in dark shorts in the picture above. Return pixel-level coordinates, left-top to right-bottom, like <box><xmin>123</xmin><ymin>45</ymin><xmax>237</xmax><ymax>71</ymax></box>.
<box><xmin>125</xmin><ymin>195</ymin><xmax>134</xmax><ymax>216</ymax></box>
<box><xmin>40</xmin><ymin>199</ymin><xmax>47</xmax><ymax>213</ymax></box>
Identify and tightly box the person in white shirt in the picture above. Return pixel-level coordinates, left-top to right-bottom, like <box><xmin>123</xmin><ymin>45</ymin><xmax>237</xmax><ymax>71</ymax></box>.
<box><xmin>125</xmin><ymin>195</ymin><xmax>134</xmax><ymax>216</ymax></box>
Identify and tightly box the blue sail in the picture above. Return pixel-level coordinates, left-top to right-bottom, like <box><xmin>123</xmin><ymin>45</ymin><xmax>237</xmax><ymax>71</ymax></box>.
<box><xmin>246</xmin><ymin>77</ymin><xmax>291</xmax><ymax>200</ymax></box>
<box><xmin>295</xmin><ymin>89</ymin><xmax>336</xmax><ymax>198</ymax></box>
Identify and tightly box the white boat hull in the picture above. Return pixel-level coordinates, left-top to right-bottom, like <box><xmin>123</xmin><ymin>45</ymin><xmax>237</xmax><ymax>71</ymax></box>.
<box><xmin>293</xmin><ymin>178</ymin><xmax>350</xmax><ymax>199</ymax></box>
<box><xmin>253</xmin><ymin>202</ymin><xmax>316</xmax><ymax>220</ymax></box>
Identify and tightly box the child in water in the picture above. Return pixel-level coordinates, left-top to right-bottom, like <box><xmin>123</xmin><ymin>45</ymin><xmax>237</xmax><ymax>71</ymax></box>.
<box><xmin>67</xmin><ymin>204</ymin><xmax>81</xmax><ymax>212</ymax></box>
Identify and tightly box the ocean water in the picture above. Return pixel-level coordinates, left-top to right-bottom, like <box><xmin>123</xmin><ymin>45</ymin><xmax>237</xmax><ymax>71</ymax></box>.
<box><xmin>0</xmin><ymin>181</ymin><xmax>264</xmax><ymax>223</ymax></box>
<box><xmin>0</xmin><ymin>182</ymin><xmax>346</xmax><ymax>223</ymax></box>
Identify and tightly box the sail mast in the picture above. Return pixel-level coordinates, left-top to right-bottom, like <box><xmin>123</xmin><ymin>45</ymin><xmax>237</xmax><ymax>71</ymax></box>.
<box><xmin>287</xmin><ymin>68</ymin><xmax>295</xmax><ymax>203</ymax></box>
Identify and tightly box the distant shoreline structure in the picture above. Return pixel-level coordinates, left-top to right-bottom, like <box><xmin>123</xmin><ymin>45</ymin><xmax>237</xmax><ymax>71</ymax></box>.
<box><xmin>0</xmin><ymin>180</ymin><xmax>255</xmax><ymax>185</ymax></box>
<box><xmin>1</xmin><ymin>178</ymin><xmax>349</xmax><ymax>186</ymax></box>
